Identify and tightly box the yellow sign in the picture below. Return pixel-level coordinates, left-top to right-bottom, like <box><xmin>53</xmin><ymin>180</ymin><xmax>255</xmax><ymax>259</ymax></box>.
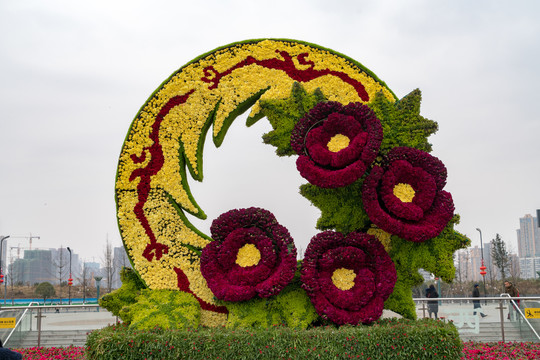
<box><xmin>525</xmin><ymin>308</ymin><xmax>540</xmax><ymax>319</ymax></box>
<box><xmin>0</xmin><ymin>317</ymin><xmax>16</xmax><ymax>328</ymax></box>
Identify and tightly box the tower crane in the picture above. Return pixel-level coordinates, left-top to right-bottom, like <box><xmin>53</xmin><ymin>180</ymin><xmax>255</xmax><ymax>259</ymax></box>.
<box><xmin>9</xmin><ymin>234</ymin><xmax>40</xmax><ymax>250</ymax></box>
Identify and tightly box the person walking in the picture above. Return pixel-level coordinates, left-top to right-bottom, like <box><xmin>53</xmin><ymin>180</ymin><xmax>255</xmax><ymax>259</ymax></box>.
<box><xmin>504</xmin><ymin>280</ymin><xmax>520</xmax><ymax>320</ymax></box>
<box><xmin>472</xmin><ymin>284</ymin><xmax>487</xmax><ymax>317</ymax></box>
<box><xmin>426</xmin><ymin>284</ymin><xmax>439</xmax><ymax>319</ymax></box>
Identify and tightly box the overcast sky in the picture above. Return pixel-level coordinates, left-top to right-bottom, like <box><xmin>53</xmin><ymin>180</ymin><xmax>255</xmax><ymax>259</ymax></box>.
<box><xmin>1</xmin><ymin>0</ymin><xmax>539</xmax><ymax>266</ymax></box>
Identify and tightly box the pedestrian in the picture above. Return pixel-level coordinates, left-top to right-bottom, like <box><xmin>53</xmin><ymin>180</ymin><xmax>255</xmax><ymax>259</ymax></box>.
<box><xmin>426</xmin><ymin>284</ymin><xmax>439</xmax><ymax>319</ymax></box>
<box><xmin>504</xmin><ymin>280</ymin><xmax>519</xmax><ymax>320</ymax></box>
<box><xmin>0</xmin><ymin>338</ymin><xmax>23</xmax><ymax>360</ymax></box>
<box><xmin>472</xmin><ymin>284</ymin><xmax>487</xmax><ymax>317</ymax></box>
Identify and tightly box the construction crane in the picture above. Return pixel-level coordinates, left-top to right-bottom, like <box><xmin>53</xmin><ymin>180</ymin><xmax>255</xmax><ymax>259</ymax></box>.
<box><xmin>9</xmin><ymin>234</ymin><xmax>40</xmax><ymax>250</ymax></box>
<box><xmin>10</xmin><ymin>245</ymin><xmax>21</xmax><ymax>260</ymax></box>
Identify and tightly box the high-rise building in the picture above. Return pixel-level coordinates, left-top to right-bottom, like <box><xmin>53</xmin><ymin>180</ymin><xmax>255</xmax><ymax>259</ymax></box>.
<box><xmin>517</xmin><ymin>214</ymin><xmax>540</xmax><ymax>279</ymax></box>
<box><xmin>455</xmin><ymin>244</ymin><xmax>499</xmax><ymax>282</ymax></box>
<box><xmin>517</xmin><ymin>214</ymin><xmax>540</xmax><ymax>257</ymax></box>
<box><xmin>112</xmin><ymin>246</ymin><xmax>130</xmax><ymax>288</ymax></box>
<box><xmin>11</xmin><ymin>249</ymin><xmax>55</xmax><ymax>285</ymax></box>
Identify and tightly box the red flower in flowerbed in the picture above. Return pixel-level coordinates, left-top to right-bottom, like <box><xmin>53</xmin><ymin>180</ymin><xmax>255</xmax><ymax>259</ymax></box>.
<box><xmin>290</xmin><ymin>101</ymin><xmax>383</xmax><ymax>188</ymax></box>
<box><xmin>462</xmin><ymin>341</ymin><xmax>540</xmax><ymax>359</ymax></box>
<box><xmin>301</xmin><ymin>231</ymin><xmax>396</xmax><ymax>325</ymax></box>
<box><xmin>201</xmin><ymin>207</ymin><xmax>297</xmax><ymax>302</ymax></box>
<box><xmin>13</xmin><ymin>346</ymin><xmax>86</xmax><ymax>359</ymax></box>
<box><xmin>362</xmin><ymin>146</ymin><xmax>454</xmax><ymax>242</ymax></box>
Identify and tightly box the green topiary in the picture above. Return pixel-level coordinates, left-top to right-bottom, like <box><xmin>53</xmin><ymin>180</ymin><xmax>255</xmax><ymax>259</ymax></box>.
<box><xmin>256</xmin><ymin>82</ymin><xmax>326</xmax><ymax>156</ymax></box>
<box><xmin>384</xmin><ymin>215</ymin><xmax>470</xmax><ymax>318</ymax></box>
<box><xmin>224</xmin><ymin>264</ymin><xmax>319</xmax><ymax>329</ymax></box>
<box><xmin>368</xmin><ymin>89</ymin><xmax>439</xmax><ymax>156</ymax></box>
<box><xmin>124</xmin><ymin>289</ymin><xmax>201</xmax><ymax>330</ymax></box>
<box><xmin>98</xmin><ymin>267</ymin><xmax>146</xmax><ymax>321</ymax></box>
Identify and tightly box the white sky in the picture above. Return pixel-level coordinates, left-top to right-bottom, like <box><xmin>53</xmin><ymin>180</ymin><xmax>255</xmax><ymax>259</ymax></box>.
<box><xmin>1</xmin><ymin>0</ymin><xmax>539</xmax><ymax>264</ymax></box>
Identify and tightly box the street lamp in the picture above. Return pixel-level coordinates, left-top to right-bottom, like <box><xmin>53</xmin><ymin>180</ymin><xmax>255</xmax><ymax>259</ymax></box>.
<box><xmin>94</xmin><ymin>276</ymin><xmax>102</xmax><ymax>312</ymax></box>
<box><xmin>476</xmin><ymin>228</ymin><xmax>488</xmax><ymax>304</ymax></box>
<box><xmin>0</xmin><ymin>236</ymin><xmax>10</xmax><ymax>288</ymax></box>
<box><xmin>67</xmin><ymin>247</ymin><xmax>73</xmax><ymax>305</ymax></box>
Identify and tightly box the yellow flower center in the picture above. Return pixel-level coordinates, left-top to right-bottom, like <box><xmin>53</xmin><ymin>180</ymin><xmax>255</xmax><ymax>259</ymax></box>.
<box><xmin>331</xmin><ymin>267</ymin><xmax>356</xmax><ymax>291</ymax></box>
<box><xmin>327</xmin><ymin>134</ymin><xmax>350</xmax><ymax>152</ymax></box>
<box><xmin>235</xmin><ymin>243</ymin><xmax>261</xmax><ymax>267</ymax></box>
<box><xmin>393</xmin><ymin>183</ymin><xmax>415</xmax><ymax>203</ymax></box>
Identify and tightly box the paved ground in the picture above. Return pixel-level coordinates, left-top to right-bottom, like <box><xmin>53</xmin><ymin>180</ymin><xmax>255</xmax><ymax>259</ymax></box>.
<box><xmin>416</xmin><ymin>301</ymin><xmax>512</xmax><ymax>322</ymax></box>
<box><xmin>34</xmin><ymin>309</ymin><xmax>118</xmax><ymax>331</ymax></box>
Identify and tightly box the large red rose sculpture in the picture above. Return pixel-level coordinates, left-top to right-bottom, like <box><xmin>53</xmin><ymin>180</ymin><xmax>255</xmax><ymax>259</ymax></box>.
<box><xmin>200</xmin><ymin>207</ymin><xmax>297</xmax><ymax>302</ymax></box>
<box><xmin>362</xmin><ymin>146</ymin><xmax>454</xmax><ymax>242</ymax></box>
<box><xmin>301</xmin><ymin>231</ymin><xmax>396</xmax><ymax>325</ymax></box>
<box><xmin>290</xmin><ymin>101</ymin><xmax>383</xmax><ymax>188</ymax></box>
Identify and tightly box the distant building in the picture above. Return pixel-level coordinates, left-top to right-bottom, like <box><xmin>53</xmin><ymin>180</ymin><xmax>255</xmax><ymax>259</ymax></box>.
<box><xmin>84</xmin><ymin>262</ymin><xmax>101</xmax><ymax>286</ymax></box>
<box><xmin>112</xmin><ymin>246</ymin><xmax>130</xmax><ymax>288</ymax></box>
<box><xmin>49</xmin><ymin>248</ymin><xmax>81</xmax><ymax>284</ymax></box>
<box><xmin>11</xmin><ymin>249</ymin><xmax>55</xmax><ymax>285</ymax></box>
<box><xmin>517</xmin><ymin>214</ymin><xmax>540</xmax><ymax>279</ymax></box>
<box><xmin>519</xmin><ymin>257</ymin><xmax>539</xmax><ymax>279</ymax></box>
<box><xmin>418</xmin><ymin>269</ymin><xmax>432</xmax><ymax>282</ymax></box>
<box><xmin>456</xmin><ymin>244</ymin><xmax>500</xmax><ymax>282</ymax></box>
<box><xmin>517</xmin><ymin>214</ymin><xmax>540</xmax><ymax>258</ymax></box>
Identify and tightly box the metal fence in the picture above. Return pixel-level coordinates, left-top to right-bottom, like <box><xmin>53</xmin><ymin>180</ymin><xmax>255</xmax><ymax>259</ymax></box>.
<box><xmin>414</xmin><ymin>294</ymin><xmax>540</xmax><ymax>342</ymax></box>
<box><xmin>0</xmin><ymin>304</ymin><xmax>114</xmax><ymax>347</ymax></box>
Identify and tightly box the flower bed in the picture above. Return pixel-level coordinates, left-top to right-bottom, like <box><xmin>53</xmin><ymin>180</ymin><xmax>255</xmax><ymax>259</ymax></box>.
<box><xmin>13</xmin><ymin>346</ymin><xmax>85</xmax><ymax>360</ymax></box>
<box><xmin>15</xmin><ymin>338</ymin><xmax>540</xmax><ymax>359</ymax></box>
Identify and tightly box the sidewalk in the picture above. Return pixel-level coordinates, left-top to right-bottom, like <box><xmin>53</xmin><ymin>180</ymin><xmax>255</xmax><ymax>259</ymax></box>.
<box><xmin>416</xmin><ymin>301</ymin><xmax>510</xmax><ymax>322</ymax></box>
<box><xmin>35</xmin><ymin>309</ymin><xmax>117</xmax><ymax>331</ymax></box>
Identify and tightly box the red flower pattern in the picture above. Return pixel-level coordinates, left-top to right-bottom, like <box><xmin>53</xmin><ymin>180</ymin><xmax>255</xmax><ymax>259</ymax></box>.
<box><xmin>301</xmin><ymin>231</ymin><xmax>396</xmax><ymax>325</ymax></box>
<box><xmin>362</xmin><ymin>147</ymin><xmax>454</xmax><ymax>242</ymax></box>
<box><xmin>290</xmin><ymin>102</ymin><xmax>383</xmax><ymax>188</ymax></box>
<box><xmin>200</xmin><ymin>208</ymin><xmax>297</xmax><ymax>302</ymax></box>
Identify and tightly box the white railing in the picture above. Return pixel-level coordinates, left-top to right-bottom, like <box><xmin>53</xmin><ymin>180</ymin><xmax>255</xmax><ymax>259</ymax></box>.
<box><xmin>1</xmin><ymin>304</ymin><xmax>105</xmax><ymax>347</ymax></box>
<box><xmin>413</xmin><ymin>295</ymin><xmax>540</xmax><ymax>342</ymax></box>
<box><xmin>3</xmin><ymin>301</ymin><xmax>40</xmax><ymax>345</ymax></box>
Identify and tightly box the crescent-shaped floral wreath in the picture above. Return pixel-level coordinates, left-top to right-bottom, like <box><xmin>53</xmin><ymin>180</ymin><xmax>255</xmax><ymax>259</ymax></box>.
<box><xmin>115</xmin><ymin>38</ymin><xmax>468</xmax><ymax>327</ymax></box>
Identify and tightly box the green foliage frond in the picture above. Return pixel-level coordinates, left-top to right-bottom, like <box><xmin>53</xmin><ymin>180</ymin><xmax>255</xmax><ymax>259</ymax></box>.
<box><xmin>259</xmin><ymin>82</ymin><xmax>326</xmax><ymax>156</ymax></box>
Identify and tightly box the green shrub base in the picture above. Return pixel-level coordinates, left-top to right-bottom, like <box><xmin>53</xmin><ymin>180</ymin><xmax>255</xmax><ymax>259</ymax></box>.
<box><xmin>86</xmin><ymin>318</ymin><xmax>462</xmax><ymax>360</ymax></box>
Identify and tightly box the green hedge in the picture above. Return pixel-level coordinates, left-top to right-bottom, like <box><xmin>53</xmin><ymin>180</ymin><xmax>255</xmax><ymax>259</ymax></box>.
<box><xmin>85</xmin><ymin>318</ymin><xmax>462</xmax><ymax>360</ymax></box>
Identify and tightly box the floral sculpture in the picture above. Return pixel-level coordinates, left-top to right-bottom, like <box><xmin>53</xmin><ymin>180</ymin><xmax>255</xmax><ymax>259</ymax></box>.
<box><xmin>290</xmin><ymin>101</ymin><xmax>383</xmax><ymax>188</ymax></box>
<box><xmin>200</xmin><ymin>207</ymin><xmax>297</xmax><ymax>301</ymax></box>
<box><xmin>301</xmin><ymin>231</ymin><xmax>396</xmax><ymax>325</ymax></box>
<box><xmin>115</xmin><ymin>39</ymin><xmax>469</xmax><ymax>328</ymax></box>
<box><xmin>363</xmin><ymin>146</ymin><xmax>454</xmax><ymax>242</ymax></box>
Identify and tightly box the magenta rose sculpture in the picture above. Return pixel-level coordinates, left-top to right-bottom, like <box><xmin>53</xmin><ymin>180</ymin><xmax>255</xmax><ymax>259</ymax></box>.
<box><xmin>200</xmin><ymin>207</ymin><xmax>297</xmax><ymax>302</ymax></box>
<box><xmin>362</xmin><ymin>146</ymin><xmax>454</xmax><ymax>242</ymax></box>
<box><xmin>301</xmin><ymin>231</ymin><xmax>396</xmax><ymax>325</ymax></box>
<box><xmin>290</xmin><ymin>101</ymin><xmax>383</xmax><ymax>188</ymax></box>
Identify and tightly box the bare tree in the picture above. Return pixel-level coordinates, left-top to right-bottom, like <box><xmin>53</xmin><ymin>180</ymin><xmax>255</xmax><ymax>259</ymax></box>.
<box><xmin>463</xmin><ymin>250</ymin><xmax>470</xmax><ymax>282</ymax></box>
<box><xmin>51</xmin><ymin>246</ymin><xmax>68</xmax><ymax>304</ymax></box>
<box><xmin>77</xmin><ymin>262</ymin><xmax>91</xmax><ymax>303</ymax></box>
<box><xmin>508</xmin><ymin>255</ymin><xmax>520</xmax><ymax>284</ymax></box>
<box><xmin>102</xmin><ymin>237</ymin><xmax>115</xmax><ymax>294</ymax></box>
<box><xmin>487</xmin><ymin>262</ymin><xmax>499</xmax><ymax>292</ymax></box>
